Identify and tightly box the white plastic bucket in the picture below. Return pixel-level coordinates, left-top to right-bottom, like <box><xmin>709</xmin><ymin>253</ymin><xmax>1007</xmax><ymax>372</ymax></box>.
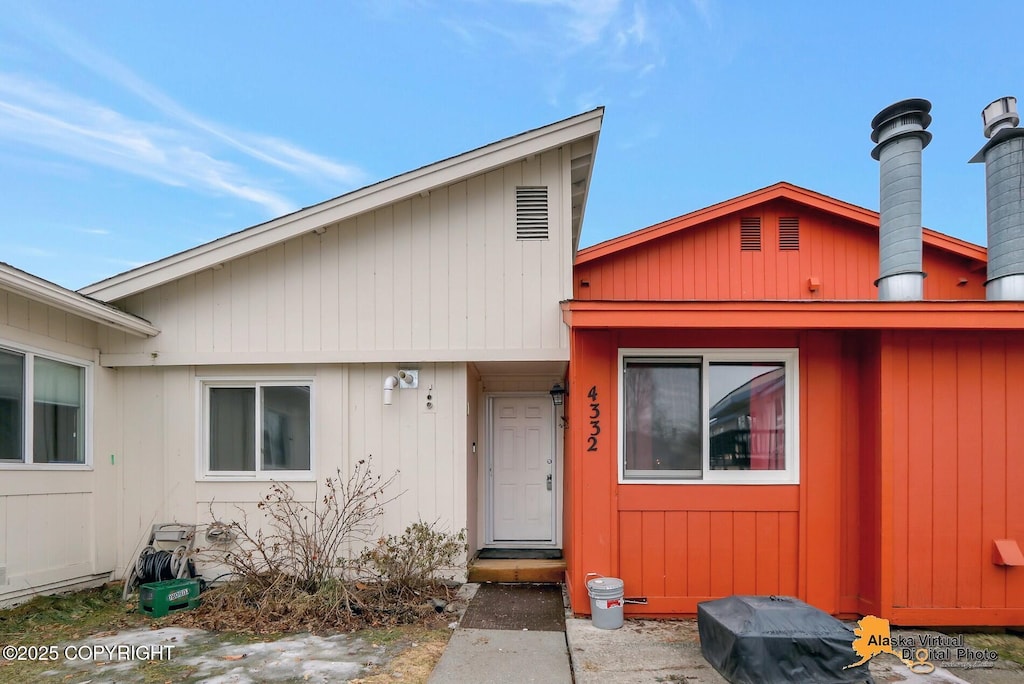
<box><xmin>586</xmin><ymin>575</ymin><xmax>624</xmax><ymax>629</ymax></box>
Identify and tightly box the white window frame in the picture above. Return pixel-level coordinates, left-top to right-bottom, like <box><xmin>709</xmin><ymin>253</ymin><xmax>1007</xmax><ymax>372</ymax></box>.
<box><xmin>197</xmin><ymin>377</ymin><xmax>315</xmax><ymax>481</ymax></box>
<box><xmin>618</xmin><ymin>348</ymin><xmax>799</xmax><ymax>485</ymax></box>
<box><xmin>0</xmin><ymin>340</ymin><xmax>92</xmax><ymax>470</ymax></box>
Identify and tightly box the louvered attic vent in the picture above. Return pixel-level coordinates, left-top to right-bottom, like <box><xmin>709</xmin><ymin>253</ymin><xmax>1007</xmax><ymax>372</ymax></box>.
<box><xmin>779</xmin><ymin>217</ymin><xmax>800</xmax><ymax>250</ymax></box>
<box><xmin>740</xmin><ymin>217</ymin><xmax>761</xmax><ymax>251</ymax></box>
<box><xmin>516</xmin><ymin>186</ymin><xmax>549</xmax><ymax>240</ymax></box>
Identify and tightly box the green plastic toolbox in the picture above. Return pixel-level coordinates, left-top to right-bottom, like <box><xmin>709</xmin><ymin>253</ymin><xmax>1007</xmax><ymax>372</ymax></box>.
<box><xmin>138</xmin><ymin>578</ymin><xmax>201</xmax><ymax>617</ymax></box>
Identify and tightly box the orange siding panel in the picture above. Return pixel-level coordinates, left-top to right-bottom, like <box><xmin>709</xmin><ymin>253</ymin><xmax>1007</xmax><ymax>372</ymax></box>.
<box><xmin>1006</xmin><ymin>342</ymin><xmax>1024</xmax><ymax>610</ymax></box>
<box><xmin>641</xmin><ymin>511</ymin><xmax>667</xmax><ymax>597</ymax></box>
<box><xmin>956</xmin><ymin>339</ymin><xmax>983</xmax><ymax>609</ymax></box>
<box><xmin>709</xmin><ymin>513</ymin><xmax>734</xmax><ymax>598</ymax></box>
<box><xmin>687</xmin><ymin>511</ymin><xmax>711</xmax><ymax>598</ymax></box>
<box><xmin>980</xmin><ymin>337</ymin><xmax>1007</xmax><ymax>609</ymax></box>
<box><xmin>755</xmin><ymin>512</ymin><xmax>780</xmax><ymax>595</ymax></box>
<box><xmin>665</xmin><ymin>511</ymin><xmax>688</xmax><ymax>596</ymax></box>
<box><xmin>930</xmin><ymin>337</ymin><xmax>959</xmax><ymax>609</ymax></box>
<box><xmin>904</xmin><ymin>336</ymin><xmax>932</xmax><ymax>609</ymax></box>
<box><xmin>733</xmin><ymin>512</ymin><xmax>758</xmax><ymax>594</ymax></box>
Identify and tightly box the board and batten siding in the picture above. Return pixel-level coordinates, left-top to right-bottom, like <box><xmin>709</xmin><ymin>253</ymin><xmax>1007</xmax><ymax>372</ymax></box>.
<box><xmin>574</xmin><ymin>199</ymin><xmax>986</xmax><ymax>302</ymax></box>
<box><xmin>0</xmin><ymin>292</ymin><xmax>120</xmax><ymax>605</ymax></box>
<box><xmin>884</xmin><ymin>331</ymin><xmax>1024</xmax><ymax>625</ymax></box>
<box><xmin>115</xmin><ymin>363</ymin><xmax>470</xmax><ymax>577</ymax></box>
<box><xmin>98</xmin><ymin>151</ymin><xmax>573</xmax><ymax>366</ymax></box>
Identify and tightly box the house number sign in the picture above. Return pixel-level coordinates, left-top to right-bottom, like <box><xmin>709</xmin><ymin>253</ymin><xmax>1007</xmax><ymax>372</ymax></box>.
<box><xmin>587</xmin><ymin>385</ymin><xmax>600</xmax><ymax>452</ymax></box>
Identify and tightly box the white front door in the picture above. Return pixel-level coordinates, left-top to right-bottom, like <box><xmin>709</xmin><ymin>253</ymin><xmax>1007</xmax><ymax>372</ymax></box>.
<box><xmin>489</xmin><ymin>395</ymin><xmax>555</xmax><ymax>543</ymax></box>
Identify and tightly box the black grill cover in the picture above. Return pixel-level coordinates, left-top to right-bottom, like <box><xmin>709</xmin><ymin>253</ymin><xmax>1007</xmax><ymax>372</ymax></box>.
<box><xmin>697</xmin><ymin>595</ymin><xmax>873</xmax><ymax>684</ymax></box>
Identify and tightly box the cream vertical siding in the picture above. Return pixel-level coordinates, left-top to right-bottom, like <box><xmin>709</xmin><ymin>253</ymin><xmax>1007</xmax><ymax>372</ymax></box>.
<box><xmin>114</xmin><ymin>363</ymin><xmax>470</xmax><ymax>578</ymax></box>
<box><xmin>97</xmin><ymin>150</ymin><xmax>573</xmax><ymax>365</ymax></box>
<box><xmin>0</xmin><ymin>292</ymin><xmax>119</xmax><ymax>605</ymax></box>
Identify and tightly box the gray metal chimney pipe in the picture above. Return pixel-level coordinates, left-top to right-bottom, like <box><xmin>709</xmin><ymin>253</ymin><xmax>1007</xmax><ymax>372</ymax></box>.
<box><xmin>870</xmin><ymin>99</ymin><xmax>933</xmax><ymax>301</ymax></box>
<box><xmin>969</xmin><ymin>96</ymin><xmax>1024</xmax><ymax>301</ymax></box>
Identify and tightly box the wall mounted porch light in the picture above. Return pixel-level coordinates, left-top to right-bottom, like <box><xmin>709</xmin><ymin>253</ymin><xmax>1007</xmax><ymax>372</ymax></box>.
<box><xmin>550</xmin><ymin>382</ymin><xmax>567</xmax><ymax>406</ymax></box>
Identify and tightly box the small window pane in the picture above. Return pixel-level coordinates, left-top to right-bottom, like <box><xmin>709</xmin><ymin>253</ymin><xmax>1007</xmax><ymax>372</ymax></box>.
<box><xmin>0</xmin><ymin>350</ymin><xmax>25</xmax><ymax>461</ymax></box>
<box><xmin>209</xmin><ymin>388</ymin><xmax>255</xmax><ymax>471</ymax></box>
<box><xmin>33</xmin><ymin>357</ymin><xmax>84</xmax><ymax>464</ymax></box>
<box><xmin>709</xmin><ymin>363</ymin><xmax>786</xmax><ymax>471</ymax></box>
<box><xmin>262</xmin><ymin>386</ymin><xmax>310</xmax><ymax>471</ymax></box>
<box><xmin>624</xmin><ymin>361</ymin><xmax>701</xmax><ymax>479</ymax></box>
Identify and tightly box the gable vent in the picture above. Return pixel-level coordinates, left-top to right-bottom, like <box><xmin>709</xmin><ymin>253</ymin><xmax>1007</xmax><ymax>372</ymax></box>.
<box><xmin>516</xmin><ymin>186</ymin><xmax>549</xmax><ymax>240</ymax></box>
<box><xmin>740</xmin><ymin>217</ymin><xmax>761</xmax><ymax>251</ymax></box>
<box><xmin>779</xmin><ymin>217</ymin><xmax>800</xmax><ymax>250</ymax></box>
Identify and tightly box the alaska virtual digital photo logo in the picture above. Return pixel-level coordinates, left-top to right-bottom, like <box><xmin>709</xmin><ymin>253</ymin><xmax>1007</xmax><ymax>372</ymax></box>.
<box><xmin>845</xmin><ymin>615</ymin><xmax>999</xmax><ymax>673</ymax></box>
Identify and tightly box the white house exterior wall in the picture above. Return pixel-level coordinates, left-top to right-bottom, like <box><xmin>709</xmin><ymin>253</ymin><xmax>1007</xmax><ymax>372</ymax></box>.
<box><xmin>98</xmin><ymin>150</ymin><xmax>573</xmax><ymax>367</ymax></box>
<box><xmin>114</xmin><ymin>363</ymin><xmax>469</xmax><ymax>578</ymax></box>
<box><xmin>0</xmin><ymin>292</ymin><xmax>119</xmax><ymax>605</ymax></box>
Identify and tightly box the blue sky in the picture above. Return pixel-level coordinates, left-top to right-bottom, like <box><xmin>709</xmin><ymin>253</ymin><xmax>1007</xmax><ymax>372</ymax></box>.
<box><xmin>0</xmin><ymin>1</ymin><xmax>1021</xmax><ymax>290</ymax></box>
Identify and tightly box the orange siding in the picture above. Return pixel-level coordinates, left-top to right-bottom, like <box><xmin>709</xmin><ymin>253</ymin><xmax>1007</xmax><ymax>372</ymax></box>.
<box><xmin>566</xmin><ymin>328</ymin><xmax>847</xmax><ymax>617</ymax></box>
<box><xmin>886</xmin><ymin>332</ymin><xmax>1024</xmax><ymax>624</ymax></box>
<box><xmin>575</xmin><ymin>199</ymin><xmax>985</xmax><ymax>302</ymax></box>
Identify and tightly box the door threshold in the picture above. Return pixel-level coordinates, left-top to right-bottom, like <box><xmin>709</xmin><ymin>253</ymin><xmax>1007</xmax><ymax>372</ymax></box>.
<box><xmin>477</xmin><ymin>548</ymin><xmax>563</xmax><ymax>560</ymax></box>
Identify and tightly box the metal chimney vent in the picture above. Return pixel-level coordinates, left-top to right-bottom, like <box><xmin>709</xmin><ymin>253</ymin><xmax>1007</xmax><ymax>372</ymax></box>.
<box><xmin>870</xmin><ymin>98</ymin><xmax>933</xmax><ymax>301</ymax></box>
<box><xmin>516</xmin><ymin>186</ymin><xmax>549</xmax><ymax>240</ymax></box>
<box><xmin>970</xmin><ymin>96</ymin><xmax>1024</xmax><ymax>300</ymax></box>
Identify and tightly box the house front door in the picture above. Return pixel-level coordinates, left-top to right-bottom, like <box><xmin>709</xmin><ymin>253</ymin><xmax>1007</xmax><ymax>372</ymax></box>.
<box><xmin>489</xmin><ymin>395</ymin><xmax>555</xmax><ymax>543</ymax></box>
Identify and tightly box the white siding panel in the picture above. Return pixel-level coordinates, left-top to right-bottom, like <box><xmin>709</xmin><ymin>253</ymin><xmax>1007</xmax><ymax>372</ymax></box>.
<box><xmin>319</xmin><ymin>228</ymin><xmax>340</xmax><ymax>351</ymax></box>
<box><xmin>283</xmin><ymin>240</ymin><xmax>303</xmax><ymax>352</ymax></box>
<box><xmin>409</xmin><ymin>195</ymin><xmax>431</xmax><ymax>351</ymax></box>
<box><xmin>391</xmin><ymin>201</ymin><xmax>413</xmax><ymax>350</ymax></box>
<box><xmin>265</xmin><ymin>244</ymin><xmax>286</xmax><ymax>352</ymax></box>
<box><xmin>448</xmin><ymin>182</ymin><xmax>468</xmax><ymax>349</ymax></box>
<box><xmin>374</xmin><ymin>206</ymin><xmax>395</xmax><ymax>350</ymax></box>
<box><xmin>429</xmin><ymin>190</ymin><xmax>450</xmax><ymax>350</ymax></box>
<box><xmin>302</xmin><ymin>233</ymin><xmax>321</xmax><ymax>351</ymax></box>
<box><xmin>104</xmin><ymin>150</ymin><xmax>575</xmax><ymax>365</ymax></box>
<box><xmin>0</xmin><ymin>303</ymin><xmax>118</xmax><ymax>603</ymax></box>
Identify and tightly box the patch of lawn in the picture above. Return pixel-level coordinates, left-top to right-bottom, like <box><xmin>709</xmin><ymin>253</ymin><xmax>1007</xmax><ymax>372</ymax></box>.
<box><xmin>964</xmin><ymin>632</ymin><xmax>1024</xmax><ymax>666</ymax></box>
<box><xmin>0</xmin><ymin>582</ymin><xmax>146</xmax><ymax>645</ymax></box>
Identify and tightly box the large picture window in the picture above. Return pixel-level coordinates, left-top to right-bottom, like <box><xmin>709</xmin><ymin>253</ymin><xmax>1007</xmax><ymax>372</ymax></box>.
<box><xmin>0</xmin><ymin>345</ymin><xmax>88</xmax><ymax>466</ymax></box>
<box><xmin>620</xmin><ymin>349</ymin><xmax>798</xmax><ymax>484</ymax></box>
<box><xmin>202</xmin><ymin>380</ymin><xmax>312</xmax><ymax>477</ymax></box>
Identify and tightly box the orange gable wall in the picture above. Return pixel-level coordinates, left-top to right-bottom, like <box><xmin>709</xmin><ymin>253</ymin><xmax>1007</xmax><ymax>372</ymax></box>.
<box><xmin>575</xmin><ymin>199</ymin><xmax>986</xmax><ymax>301</ymax></box>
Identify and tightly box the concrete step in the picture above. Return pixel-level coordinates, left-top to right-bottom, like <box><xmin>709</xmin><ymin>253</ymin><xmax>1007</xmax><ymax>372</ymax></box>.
<box><xmin>467</xmin><ymin>558</ymin><xmax>566</xmax><ymax>583</ymax></box>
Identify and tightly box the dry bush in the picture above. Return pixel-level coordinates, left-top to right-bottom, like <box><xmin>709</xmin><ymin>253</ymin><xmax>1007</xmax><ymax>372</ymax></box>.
<box><xmin>179</xmin><ymin>457</ymin><xmax>465</xmax><ymax>634</ymax></box>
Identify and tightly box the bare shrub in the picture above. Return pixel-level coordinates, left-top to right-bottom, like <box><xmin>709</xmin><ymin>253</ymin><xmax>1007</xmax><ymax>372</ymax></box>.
<box><xmin>359</xmin><ymin>520</ymin><xmax>468</xmax><ymax>599</ymax></box>
<box><xmin>178</xmin><ymin>457</ymin><xmax>465</xmax><ymax>633</ymax></box>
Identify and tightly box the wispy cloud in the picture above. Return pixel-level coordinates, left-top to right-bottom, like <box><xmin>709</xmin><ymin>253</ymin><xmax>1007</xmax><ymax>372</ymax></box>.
<box><xmin>0</xmin><ymin>9</ymin><xmax>367</xmax><ymax>217</ymax></box>
<box><xmin>73</xmin><ymin>227</ymin><xmax>111</xmax><ymax>236</ymax></box>
<box><xmin>0</xmin><ymin>74</ymin><xmax>294</xmax><ymax>215</ymax></box>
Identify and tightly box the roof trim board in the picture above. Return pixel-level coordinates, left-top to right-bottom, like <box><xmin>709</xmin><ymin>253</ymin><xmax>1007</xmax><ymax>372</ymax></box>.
<box><xmin>575</xmin><ymin>181</ymin><xmax>987</xmax><ymax>266</ymax></box>
<box><xmin>0</xmin><ymin>263</ymin><xmax>159</xmax><ymax>338</ymax></box>
<box><xmin>82</xmin><ymin>108</ymin><xmax>604</xmax><ymax>302</ymax></box>
<box><xmin>561</xmin><ymin>299</ymin><xmax>1024</xmax><ymax>331</ymax></box>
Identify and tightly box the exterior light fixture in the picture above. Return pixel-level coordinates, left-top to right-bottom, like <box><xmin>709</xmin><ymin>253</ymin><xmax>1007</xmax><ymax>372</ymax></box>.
<box><xmin>550</xmin><ymin>382</ymin><xmax>567</xmax><ymax>406</ymax></box>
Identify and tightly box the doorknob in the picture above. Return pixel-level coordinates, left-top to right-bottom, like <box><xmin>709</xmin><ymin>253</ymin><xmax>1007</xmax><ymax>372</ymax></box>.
<box><xmin>546</xmin><ymin>473</ymin><xmax>552</xmax><ymax>491</ymax></box>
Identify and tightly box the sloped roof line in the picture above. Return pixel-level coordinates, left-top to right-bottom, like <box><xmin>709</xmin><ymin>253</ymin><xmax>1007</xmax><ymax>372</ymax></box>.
<box><xmin>0</xmin><ymin>263</ymin><xmax>158</xmax><ymax>338</ymax></box>
<box><xmin>81</xmin><ymin>107</ymin><xmax>604</xmax><ymax>302</ymax></box>
<box><xmin>576</xmin><ymin>181</ymin><xmax>987</xmax><ymax>266</ymax></box>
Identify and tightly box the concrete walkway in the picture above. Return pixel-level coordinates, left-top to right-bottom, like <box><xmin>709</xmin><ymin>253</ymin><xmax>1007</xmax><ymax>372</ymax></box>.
<box><xmin>428</xmin><ymin>585</ymin><xmax>1024</xmax><ymax>683</ymax></box>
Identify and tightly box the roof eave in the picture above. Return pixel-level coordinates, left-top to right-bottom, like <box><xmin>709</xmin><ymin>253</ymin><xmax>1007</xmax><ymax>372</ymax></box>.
<box><xmin>0</xmin><ymin>264</ymin><xmax>159</xmax><ymax>338</ymax></box>
<box><xmin>575</xmin><ymin>182</ymin><xmax>986</xmax><ymax>266</ymax></box>
<box><xmin>82</xmin><ymin>108</ymin><xmax>605</xmax><ymax>303</ymax></box>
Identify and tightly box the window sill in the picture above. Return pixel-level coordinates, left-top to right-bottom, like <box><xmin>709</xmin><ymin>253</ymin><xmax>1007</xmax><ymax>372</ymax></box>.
<box><xmin>199</xmin><ymin>473</ymin><xmax>317</xmax><ymax>483</ymax></box>
<box><xmin>619</xmin><ymin>477</ymin><xmax>799</xmax><ymax>485</ymax></box>
<box><xmin>0</xmin><ymin>463</ymin><xmax>93</xmax><ymax>471</ymax></box>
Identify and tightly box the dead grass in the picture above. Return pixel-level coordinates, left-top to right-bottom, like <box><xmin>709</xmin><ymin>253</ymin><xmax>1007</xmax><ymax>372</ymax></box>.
<box><xmin>168</xmin><ymin>577</ymin><xmax>458</xmax><ymax>634</ymax></box>
<box><xmin>964</xmin><ymin>632</ymin><xmax>1024</xmax><ymax>666</ymax></box>
<box><xmin>351</xmin><ymin>627</ymin><xmax>450</xmax><ymax>684</ymax></box>
<box><xmin>0</xmin><ymin>582</ymin><xmax>454</xmax><ymax>683</ymax></box>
